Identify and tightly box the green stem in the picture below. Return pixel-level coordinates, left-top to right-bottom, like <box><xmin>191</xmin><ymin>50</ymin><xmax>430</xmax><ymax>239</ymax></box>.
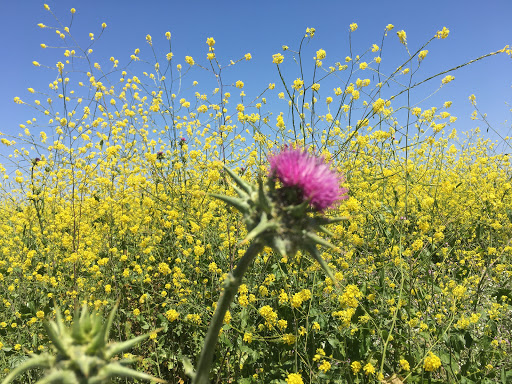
<box><xmin>192</xmin><ymin>240</ymin><xmax>264</xmax><ymax>384</ymax></box>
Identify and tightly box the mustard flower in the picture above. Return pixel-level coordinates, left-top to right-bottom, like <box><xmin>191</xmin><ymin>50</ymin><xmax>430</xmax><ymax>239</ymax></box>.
<box><xmin>436</xmin><ymin>26</ymin><xmax>450</xmax><ymax>39</ymax></box>
<box><xmin>282</xmin><ymin>333</ymin><xmax>296</xmax><ymax>345</ymax></box>
<box><xmin>363</xmin><ymin>362</ymin><xmax>376</xmax><ymax>375</ymax></box>
<box><xmin>442</xmin><ymin>75</ymin><xmax>455</xmax><ymax>84</ymax></box>
<box><xmin>397</xmin><ymin>30</ymin><xmax>407</xmax><ymax>44</ymax></box>
<box><xmin>165</xmin><ymin>309</ymin><xmax>179</xmax><ymax>321</ymax></box>
<box><xmin>286</xmin><ymin>373</ymin><xmax>304</xmax><ymax>384</ymax></box>
<box><xmin>273</xmin><ymin>53</ymin><xmax>284</xmax><ymax>64</ymax></box>
<box><xmin>372</xmin><ymin>98</ymin><xmax>386</xmax><ymax>114</ymax></box>
<box><xmin>243</xmin><ymin>332</ymin><xmax>252</xmax><ymax>343</ymax></box>
<box><xmin>399</xmin><ymin>359</ymin><xmax>410</xmax><ymax>371</ymax></box>
<box><xmin>318</xmin><ymin>360</ymin><xmax>331</xmax><ymax>373</ymax></box>
<box><xmin>316</xmin><ymin>49</ymin><xmax>326</xmax><ymax>60</ymax></box>
<box><xmin>351</xmin><ymin>361</ymin><xmax>362</xmax><ymax>374</ymax></box>
<box><xmin>292</xmin><ymin>78</ymin><xmax>304</xmax><ymax>90</ymax></box>
<box><xmin>423</xmin><ymin>351</ymin><xmax>442</xmax><ymax>371</ymax></box>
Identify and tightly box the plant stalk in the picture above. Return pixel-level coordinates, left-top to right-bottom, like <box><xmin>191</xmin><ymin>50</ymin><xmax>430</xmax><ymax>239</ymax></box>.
<box><xmin>192</xmin><ymin>240</ymin><xmax>264</xmax><ymax>384</ymax></box>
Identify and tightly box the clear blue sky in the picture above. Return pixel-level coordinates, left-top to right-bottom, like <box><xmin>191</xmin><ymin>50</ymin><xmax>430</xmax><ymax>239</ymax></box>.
<box><xmin>1</xmin><ymin>0</ymin><xmax>511</xmax><ymax>156</ymax></box>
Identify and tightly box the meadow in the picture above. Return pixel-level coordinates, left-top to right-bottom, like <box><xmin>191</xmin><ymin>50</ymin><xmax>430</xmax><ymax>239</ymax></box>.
<box><xmin>0</xmin><ymin>5</ymin><xmax>512</xmax><ymax>383</ymax></box>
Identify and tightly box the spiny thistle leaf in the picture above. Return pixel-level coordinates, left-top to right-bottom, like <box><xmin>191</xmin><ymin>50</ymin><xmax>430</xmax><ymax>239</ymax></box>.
<box><xmin>86</xmin><ymin>301</ymin><xmax>118</xmax><ymax>354</ymax></box>
<box><xmin>1</xmin><ymin>304</ymin><xmax>165</xmax><ymax>384</ymax></box>
<box><xmin>209</xmin><ymin>193</ymin><xmax>250</xmax><ymax>214</ymax></box>
<box><xmin>240</xmin><ymin>213</ymin><xmax>277</xmax><ymax>245</ymax></box>
<box><xmin>43</xmin><ymin>321</ymin><xmax>69</xmax><ymax>357</ymax></box>
<box><xmin>283</xmin><ymin>200</ymin><xmax>310</xmax><ymax>217</ymax></box>
<box><xmin>303</xmin><ymin>242</ymin><xmax>336</xmax><ymax>283</ymax></box>
<box><xmin>34</xmin><ymin>370</ymin><xmax>77</xmax><ymax>384</ymax></box>
<box><xmin>232</xmin><ymin>184</ymin><xmax>249</xmax><ymax>199</ymax></box>
<box><xmin>271</xmin><ymin>236</ymin><xmax>289</xmax><ymax>258</ymax></box>
<box><xmin>308</xmin><ymin>216</ymin><xmax>350</xmax><ymax>226</ymax></box>
<box><xmin>103</xmin><ymin>300</ymin><xmax>118</xmax><ymax>344</ymax></box>
<box><xmin>105</xmin><ymin>327</ymin><xmax>164</xmax><ymax>360</ymax></box>
<box><xmin>257</xmin><ymin>178</ymin><xmax>271</xmax><ymax>213</ymax></box>
<box><xmin>1</xmin><ymin>354</ymin><xmax>54</xmax><ymax>384</ymax></box>
<box><xmin>70</xmin><ymin>354</ymin><xmax>98</xmax><ymax>378</ymax></box>
<box><xmin>182</xmin><ymin>357</ymin><xmax>196</xmax><ymax>379</ymax></box>
<box><xmin>54</xmin><ymin>306</ymin><xmax>66</xmax><ymax>334</ymax></box>
<box><xmin>223</xmin><ymin>165</ymin><xmax>252</xmax><ymax>194</ymax></box>
<box><xmin>92</xmin><ymin>363</ymin><xmax>167</xmax><ymax>383</ymax></box>
<box><xmin>304</xmin><ymin>231</ymin><xmax>336</xmax><ymax>250</ymax></box>
<box><xmin>317</xmin><ymin>225</ymin><xmax>336</xmax><ymax>237</ymax></box>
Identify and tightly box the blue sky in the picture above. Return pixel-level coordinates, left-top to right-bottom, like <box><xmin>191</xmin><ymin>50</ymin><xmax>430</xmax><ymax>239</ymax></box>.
<box><xmin>1</xmin><ymin>0</ymin><xmax>511</xmax><ymax>157</ymax></box>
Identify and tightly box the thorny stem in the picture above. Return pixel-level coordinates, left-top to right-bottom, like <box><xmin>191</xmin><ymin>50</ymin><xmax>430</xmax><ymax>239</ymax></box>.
<box><xmin>192</xmin><ymin>240</ymin><xmax>264</xmax><ymax>384</ymax></box>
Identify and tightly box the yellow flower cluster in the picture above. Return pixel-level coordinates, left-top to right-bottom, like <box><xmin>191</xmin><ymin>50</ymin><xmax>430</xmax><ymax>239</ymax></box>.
<box><xmin>0</xmin><ymin>6</ymin><xmax>510</xmax><ymax>382</ymax></box>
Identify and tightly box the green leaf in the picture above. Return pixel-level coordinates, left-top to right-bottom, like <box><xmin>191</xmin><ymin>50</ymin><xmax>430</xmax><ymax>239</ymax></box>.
<box><xmin>223</xmin><ymin>165</ymin><xmax>252</xmax><ymax>194</ymax></box>
<box><xmin>72</xmin><ymin>355</ymin><xmax>99</xmax><ymax>378</ymax></box>
<box><xmin>310</xmin><ymin>216</ymin><xmax>350</xmax><ymax>226</ymax></box>
<box><xmin>87</xmin><ymin>301</ymin><xmax>118</xmax><ymax>354</ymax></box>
<box><xmin>271</xmin><ymin>236</ymin><xmax>288</xmax><ymax>258</ymax></box>
<box><xmin>182</xmin><ymin>357</ymin><xmax>196</xmax><ymax>379</ymax></box>
<box><xmin>34</xmin><ymin>370</ymin><xmax>78</xmax><ymax>384</ymax></box>
<box><xmin>240</xmin><ymin>214</ymin><xmax>277</xmax><ymax>245</ymax></box>
<box><xmin>304</xmin><ymin>231</ymin><xmax>336</xmax><ymax>250</ymax></box>
<box><xmin>209</xmin><ymin>193</ymin><xmax>250</xmax><ymax>214</ymax></box>
<box><xmin>91</xmin><ymin>363</ymin><xmax>166</xmax><ymax>383</ymax></box>
<box><xmin>257</xmin><ymin>177</ymin><xmax>271</xmax><ymax>213</ymax></box>
<box><xmin>43</xmin><ymin>321</ymin><xmax>70</xmax><ymax>357</ymax></box>
<box><xmin>232</xmin><ymin>184</ymin><xmax>249</xmax><ymax>199</ymax></box>
<box><xmin>1</xmin><ymin>354</ymin><xmax>54</xmax><ymax>384</ymax></box>
<box><xmin>303</xmin><ymin>242</ymin><xmax>335</xmax><ymax>282</ymax></box>
<box><xmin>105</xmin><ymin>328</ymin><xmax>163</xmax><ymax>360</ymax></box>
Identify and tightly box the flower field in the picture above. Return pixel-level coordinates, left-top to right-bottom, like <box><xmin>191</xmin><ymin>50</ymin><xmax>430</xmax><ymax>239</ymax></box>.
<box><xmin>1</xmin><ymin>5</ymin><xmax>512</xmax><ymax>383</ymax></box>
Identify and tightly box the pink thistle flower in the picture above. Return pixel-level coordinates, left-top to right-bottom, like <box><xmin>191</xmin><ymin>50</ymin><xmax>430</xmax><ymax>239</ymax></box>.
<box><xmin>269</xmin><ymin>146</ymin><xmax>348</xmax><ymax>212</ymax></box>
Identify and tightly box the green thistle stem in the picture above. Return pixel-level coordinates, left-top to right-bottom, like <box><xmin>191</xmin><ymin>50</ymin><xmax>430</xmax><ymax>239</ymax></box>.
<box><xmin>192</xmin><ymin>240</ymin><xmax>264</xmax><ymax>384</ymax></box>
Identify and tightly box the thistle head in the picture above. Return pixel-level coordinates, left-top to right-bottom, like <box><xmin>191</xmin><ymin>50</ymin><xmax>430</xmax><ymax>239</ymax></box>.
<box><xmin>210</xmin><ymin>146</ymin><xmax>348</xmax><ymax>278</ymax></box>
<box><xmin>268</xmin><ymin>146</ymin><xmax>348</xmax><ymax>212</ymax></box>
